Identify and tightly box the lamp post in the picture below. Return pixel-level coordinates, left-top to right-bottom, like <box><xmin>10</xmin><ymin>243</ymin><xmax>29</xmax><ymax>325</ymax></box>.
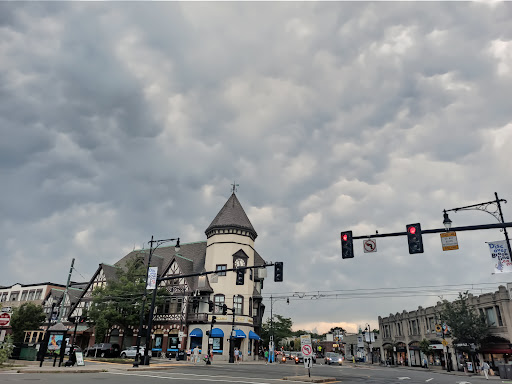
<box><xmin>443</xmin><ymin>192</ymin><xmax>511</xmax><ymax>258</ymax></box>
<box><xmin>133</xmin><ymin>236</ymin><xmax>180</xmax><ymax>367</ymax></box>
<box><xmin>365</xmin><ymin>324</ymin><xmax>373</xmax><ymax>364</ymax></box>
<box><xmin>268</xmin><ymin>295</ymin><xmax>289</xmax><ymax>363</ymax></box>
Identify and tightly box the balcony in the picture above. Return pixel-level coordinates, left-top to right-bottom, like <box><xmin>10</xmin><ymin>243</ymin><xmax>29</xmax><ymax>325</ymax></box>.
<box><xmin>187</xmin><ymin>313</ymin><xmax>209</xmax><ymax>323</ymax></box>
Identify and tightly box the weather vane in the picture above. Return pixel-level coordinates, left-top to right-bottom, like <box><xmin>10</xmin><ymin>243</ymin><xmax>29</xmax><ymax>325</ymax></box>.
<box><xmin>231</xmin><ymin>181</ymin><xmax>239</xmax><ymax>193</ymax></box>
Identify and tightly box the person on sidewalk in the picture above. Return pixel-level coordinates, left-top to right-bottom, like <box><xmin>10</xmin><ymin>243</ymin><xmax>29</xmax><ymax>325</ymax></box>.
<box><xmin>193</xmin><ymin>346</ymin><xmax>199</xmax><ymax>364</ymax></box>
<box><xmin>423</xmin><ymin>357</ymin><xmax>428</xmax><ymax>369</ymax></box>
<box><xmin>264</xmin><ymin>349</ymin><xmax>269</xmax><ymax>364</ymax></box>
<box><xmin>234</xmin><ymin>348</ymin><xmax>240</xmax><ymax>363</ymax></box>
<box><xmin>482</xmin><ymin>361</ymin><xmax>490</xmax><ymax>380</ymax></box>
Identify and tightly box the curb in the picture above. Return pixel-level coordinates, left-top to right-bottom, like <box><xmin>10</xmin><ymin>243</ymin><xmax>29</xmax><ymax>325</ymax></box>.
<box><xmin>16</xmin><ymin>369</ymin><xmax>108</xmax><ymax>374</ymax></box>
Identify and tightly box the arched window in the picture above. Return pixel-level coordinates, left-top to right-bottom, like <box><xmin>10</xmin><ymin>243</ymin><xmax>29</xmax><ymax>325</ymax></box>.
<box><xmin>214</xmin><ymin>294</ymin><xmax>225</xmax><ymax>314</ymax></box>
<box><xmin>234</xmin><ymin>295</ymin><xmax>243</xmax><ymax>315</ymax></box>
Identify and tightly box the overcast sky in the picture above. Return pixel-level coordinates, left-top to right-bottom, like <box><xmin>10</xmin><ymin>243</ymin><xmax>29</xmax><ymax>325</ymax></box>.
<box><xmin>2</xmin><ymin>1</ymin><xmax>512</xmax><ymax>334</ymax></box>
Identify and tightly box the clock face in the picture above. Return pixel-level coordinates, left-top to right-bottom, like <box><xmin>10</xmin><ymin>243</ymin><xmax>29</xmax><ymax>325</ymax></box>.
<box><xmin>234</xmin><ymin>258</ymin><xmax>245</xmax><ymax>268</ymax></box>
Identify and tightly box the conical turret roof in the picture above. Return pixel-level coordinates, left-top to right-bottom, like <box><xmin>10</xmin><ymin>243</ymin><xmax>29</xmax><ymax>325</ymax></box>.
<box><xmin>205</xmin><ymin>193</ymin><xmax>257</xmax><ymax>240</ymax></box>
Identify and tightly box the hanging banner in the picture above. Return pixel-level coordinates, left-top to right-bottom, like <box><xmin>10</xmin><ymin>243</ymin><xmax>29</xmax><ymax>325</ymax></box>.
<box><xmin>147</xmin><ymin>267</ymin><xmax>158</xmax><ymax>289</ymax></box>
<box><xmin>488</xmin><ymin>241</ymin><xmax>512</xmax><ymax>274</ymax></box>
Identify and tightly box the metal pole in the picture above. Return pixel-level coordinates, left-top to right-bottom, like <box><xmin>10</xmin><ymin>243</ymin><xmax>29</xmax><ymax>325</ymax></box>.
<box><xmin>495</xmin><ymin>192</ymin><xmax>512</xmax><ymax>260</ymax></box>
<box><xmin>176</xmin><ymin>290</ymin><xmax>185</xmax><ymax>361</ymax></box>
<box><xmin>144</xmin><ymin>276</ymin><xmax>159</xmax><ymax>365</ymax></box>
<box><xmin>269</xmin><ymin>295</ymin><xmax>273</xmax><ymax>363</ymax></box>
<box><xmin>133</xmin><ymin>236</ymin><xmax>154</xmax><ymax>367</ymax></box>
<box><xmin>229</xmin><ymin>306</ymin><xmax>235</xmax><ymax>363</ymax></box>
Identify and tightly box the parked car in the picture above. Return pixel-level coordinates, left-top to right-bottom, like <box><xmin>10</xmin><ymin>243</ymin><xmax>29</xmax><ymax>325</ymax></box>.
<box><xmin>85</xmin><ymin>343</ymin><xmax>120</xmax><ymax>358</ymax></box>
<box><xmin>325</xmin><ymin>352</ymin><xmax>343</xmax><ymax>365</ymax></box>
<box><xmin>120</xmin><ymin>346</ymin><xmax>146</xmax><ymax>358</ymax></box>
<box><xmin>64</xmin><ymin>345</ymin><xmax>82</xmax><ymax>355</ymax></box>
<box><xmin>295</xmin><ymin>352</ymin><xmax>304</xmax><ymax>364</ymax></box>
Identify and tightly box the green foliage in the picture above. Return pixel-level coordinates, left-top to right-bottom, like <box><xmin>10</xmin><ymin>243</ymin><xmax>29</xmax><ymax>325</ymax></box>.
<box><xmin>419</xmin><ymin>338</ymin><xmax>432</xmax><ymax>356</ymax></box>
<box><xmin>87</xmin><ymin>257</ymin><xmax>170</xmax><ymax>342</ymax></box>
<box><xmin>260</xmin><ymin>314</ymin><xmax>293</xmax><ymax>348</ymax></box>
<box><xmin>0</xmin><ymin>335</ymin><xmax>15</xmax><ymax>365</ymax></box>
<box><xmin>440</xmin><ymin>291</ymin><xmax>490</xmax><ymax>346</ymax></box>
<box><xmin>10</xmin><ymin>303</ymin><xmax>46</xmax><ymax>343</ymax></box>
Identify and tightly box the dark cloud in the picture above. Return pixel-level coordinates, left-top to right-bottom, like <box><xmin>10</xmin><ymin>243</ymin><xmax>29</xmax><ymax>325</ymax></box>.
<box><xmin>1</xmin><ymin>2</ymin><xmax>512</xmax><ymax>332</ymax></box>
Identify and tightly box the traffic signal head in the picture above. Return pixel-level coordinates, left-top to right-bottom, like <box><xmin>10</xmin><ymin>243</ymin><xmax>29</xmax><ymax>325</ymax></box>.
<box><xmin>236</xmin><ymin>268</ymin><xmax>244</xmax><ymax>285</ymax></box>
<box><xmin>208</xmin><ymin>300</ymin><xmax>214</xmax><ymax>312</ymax></box>
<box><xmin>274</xmin><ymin>262</ymin><xmax>283</xmax><ymax>282</ymax></box>
<box><xmin>406</xmin><ymin>223</ymin><xmax>424</xmax><ymax>254</ymax></box>
<box><xmin>212</xmin><ymin>316</ymin><xmax>217</xmax><ymax>325</ymax></box>
<box><xmin>222</xmin><ymin>304</ymin><xmax>228</xmax><ymax>315</ymax></box>
<box><xmin>341</xmin><ymin>231</ymin><xmax>354</xmax><ymax>259</ymax></box>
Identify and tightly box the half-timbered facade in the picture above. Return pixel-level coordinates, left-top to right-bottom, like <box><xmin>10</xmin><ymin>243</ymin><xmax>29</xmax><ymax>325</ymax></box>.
<box><xmin>70</xmin><ymin>192</ymin><xmax>266</xmax><ymax>360</ymax></box>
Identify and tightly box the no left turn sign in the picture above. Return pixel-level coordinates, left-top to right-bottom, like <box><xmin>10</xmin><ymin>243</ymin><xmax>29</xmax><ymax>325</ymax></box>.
<box><xmin>363</xmin><ymin>239</ymin><xmax>377</xmax><ymax>253</ymax></box>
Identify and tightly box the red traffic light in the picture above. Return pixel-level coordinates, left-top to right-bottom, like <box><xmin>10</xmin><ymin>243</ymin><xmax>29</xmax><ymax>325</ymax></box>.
<box><xmin>342</xmin><ymin>234</ymin><xmax>348</xmax><ymax>241</ymax></box>
<box><xmin>408</xmin><ymin>226</ymin><xmax>416</xmax><ymax>235</ymax></box>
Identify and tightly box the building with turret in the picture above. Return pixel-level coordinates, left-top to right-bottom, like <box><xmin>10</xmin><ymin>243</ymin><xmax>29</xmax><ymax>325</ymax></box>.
<box><xmin>70</xmin><ymin>192</ymin><xmax>266</xmax><ymax>360</ymax></box>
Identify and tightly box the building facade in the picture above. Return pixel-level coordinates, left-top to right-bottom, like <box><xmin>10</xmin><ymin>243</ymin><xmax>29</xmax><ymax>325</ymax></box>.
<box><xmin>379</xmin><ymin>284</ymin><xmax>512</xmax><ymax>371</ymax></box>
<box><xmin>70</xmin><ymin>192</ymin><xmax>266</xmax><ymax>360</ymax></box>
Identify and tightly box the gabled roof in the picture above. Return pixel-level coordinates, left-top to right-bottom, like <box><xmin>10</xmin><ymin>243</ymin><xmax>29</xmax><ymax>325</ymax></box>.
<box><xmin>205</xmin><ymin>193</ymin><xmax>257</xmax><ymax>240</ymax></box>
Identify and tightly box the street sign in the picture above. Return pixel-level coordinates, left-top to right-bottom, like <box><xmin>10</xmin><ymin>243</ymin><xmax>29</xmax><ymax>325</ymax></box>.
<box><xmin>1</xmin><ymin>307</ymin><xmax>12</xmax><ymax>313</ymax></box>
<box><xmin>0</xmin><ymin>313</ymin><xmax>11</xmax><ymax>327</ymax></box>
<box><xmin>442</xmin><ymin>339</ymin><xmax>448</xmax><ymax>346</ymax></box>
<box><xmin>363</xmin><ymin>239</ymin><xmax>377</xmax><ymax>253</ymax></box>
<box><xmin>304</xmin><ymin>356</ymin><xmax>313</xmax><ymax>369</ymax></box>
<box><xmin>302</xmin><ymin>344</ymin><xmax>313</xmax><ymax>356</ymax></box>
<box><xmin>440</xmin><ymin>231</ymin><xmax>459</xmax><ymax>251</ymax></box>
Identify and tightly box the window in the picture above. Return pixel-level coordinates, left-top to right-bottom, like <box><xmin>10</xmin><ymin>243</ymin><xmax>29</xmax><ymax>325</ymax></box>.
<box><xmin>496</xmin><ymin>306</ymin><xmax>504</xmax><ymax>326</ymax></box>
<box><xmin>397</xmin><ymin>323</ymin><xmax>402</xmax><ymax>336</ymax></box>
<box><xmin>35</xmin><ymin>290</ymin><xmax>43</xmax><ymax>300</ymax></box>
<box><xmin>428</xmin><ymin>317</ymin><xmax>435</xmax><ymax>332</ymax></box>
<box><xmin>163</xmin><ymin>298</ymin><xmax>182</xmax><ymax>314</ymax></box>
<box><xmin>234</xmin><ymin>295</ymin><xmax>243</xmax><ymax>315</ymax></box>
<box><xmin>485</xmin><ymin>307</ymin><xmax>497</xmax><ymax>326</ymax></box>
<box><xmin>214</xmin><ymin>295</ymin><xmax>225</xmax><ymax>314</ymax></box>
<box><xmin>9</xmin><ymin>292</ymin><xmax>19</xmax><ymax>302</ymax></box>
<box><xmin>21</xmin><ymin>291</ymin><xmax>28</xmax><ymax>301</ymax></box>
<box><xmin>249</xmin><ymin>298</ymin><xmax>253</xmax><ymax>317</ymax></box>
<box><xmin>28</xmin><ymin>291</ymin><xmax>35</xmax><ymax>301</ymax></box>
<box><xmin>216</xmin><ymin>265</ymin><xmax>227</xmax><ymax>276</ymax></box>
<box><xmin>1</xmin><ymin>293</ymin><xmax>7</xmax><ymax>302</ymax></box>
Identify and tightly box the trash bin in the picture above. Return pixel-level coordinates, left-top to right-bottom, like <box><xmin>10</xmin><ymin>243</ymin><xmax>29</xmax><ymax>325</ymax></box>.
<box><xmin>505</xmin><ymin>365</ymin><xmax>512</xmax><ymax>379</ymax></box>
<box><xmin>498</xmin><ymin>365</ymin><xmax>507</xmax><ymax>379</ymax></box>
<box><xmin>177</xmin><ymin>350</ymin><xmax>185</xmax><ymax>361</ymax></box>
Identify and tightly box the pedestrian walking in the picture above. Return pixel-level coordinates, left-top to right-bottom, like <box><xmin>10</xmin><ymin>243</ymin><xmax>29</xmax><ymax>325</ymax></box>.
<box><xmin>187</xmin><ymin>349</ymin><xmax>191</xmax><ymax>362</ymax></box>
<box><xmin>234</xmin><ymin>348</ymin><xmax>240</xmax><ymax>363</ymax></box>
<box><xmin>193</xmin><ymin>346</ymin><xmax>200</xmax><ymax>364</ymax></box>
<box><xmin>482</xmin><ymin>361</ymin><xmax>490</xmax><ymax>380</ymax></box>
<box><xmin>423</xmin><ymin>357</ymin><xmax>428</xmax><ymax>369</ymax></box>
<box><xmin>264</xmin><ymin>349</ymin><xmax>269</xmax><ymax>365</ymax></box>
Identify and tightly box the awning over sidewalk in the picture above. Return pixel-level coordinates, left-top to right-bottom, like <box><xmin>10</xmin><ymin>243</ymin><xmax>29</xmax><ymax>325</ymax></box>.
<box><xmin>233</xmin><ymin>329</ymin><xmax>246</xmax><ymax>338</ymax></box>
<box><xmin>210</xmin><ymin>328</ymin><xmax>224</xmax><ymax>337</ymax></box>
<box><xmin>189</xmin><ymin>328</ymin><xmax>203</xmax><ymax>337</ymax></box>
<box><xmin>249</xmin><ymin>331</ymin><xmax>261</xmax><ymax>340</ymax></box>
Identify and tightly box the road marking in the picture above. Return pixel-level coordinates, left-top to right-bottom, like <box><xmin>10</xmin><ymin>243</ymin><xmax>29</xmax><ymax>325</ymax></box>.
<box><xmin>426</xmin><ymin>379</ymin><xmax>433</xmax><ymax>382</ymax></box>
<box><xmin>106</xmin><ymin>371</ymin><xmax>307</xmax><ymax>384</ymax></box>
<box><xmin>398</xmin><ymin>377</ymin><xmax>410</xmax><ymax>380</ymax></box>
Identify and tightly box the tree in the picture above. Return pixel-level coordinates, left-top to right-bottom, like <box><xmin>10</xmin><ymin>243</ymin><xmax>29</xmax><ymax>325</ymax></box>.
<box><xmin>0</xmin><ymin>335</ymin><xmax>14</xmax><ymax>365</ymax></box>
<box><xmin>260</xmin><ymin>315</ymin><xmax>293</xmax><ymax>349</ymax></box>
<box><xmin>87</xmin><ymin>257</ymin><xmax>170</xmax><ymax>343</ymax></box>
<box><xmin>10</xmin><ymin>302</ymin><xmax>46</xmax><ymax>343</ymax></box>
<box><xmin>419</xmin><ymin>338</ymin><xmax>432</xmax><ymax>357</ymax></box>
<box><xmin>440</xmin><ymin>291</ymin><xmax>490</xmax><ymax>346</ymax></box>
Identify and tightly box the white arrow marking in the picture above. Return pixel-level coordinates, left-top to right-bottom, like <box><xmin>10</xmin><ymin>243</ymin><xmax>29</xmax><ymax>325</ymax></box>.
<box><xmin>455</xmin><ymin>382</ymin><xmax>472</xmax><ymax>384</ymax></box>
<box><xmin>425</xmin><ymin>379</ymin><xmax>433</xmax><ymax>382</ymax></box>
<box><xmin>398</xmin><ymin>377</ymin><xmax>410</xmax><ymax>380</ymax></box>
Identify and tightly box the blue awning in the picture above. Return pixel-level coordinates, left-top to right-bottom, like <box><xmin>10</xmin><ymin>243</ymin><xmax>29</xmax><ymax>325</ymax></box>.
<box><xmin>210</xmin><ymin>328</ymin><xmax>224</xmax><ymax>338</ymax></box>
<box><xmin>233</xmin><ymin>329</ymin><xmax>246</xmax><ymax>338</ymax></box>
<box><xmin>189</xmin><ymin>328</ymin><xmax>203</xmax><ymax>337</ymax></box>
<box><xmin>249</xmin><ymin>331</ymin><xmax>261</xmax><ymax>340</ymax></box>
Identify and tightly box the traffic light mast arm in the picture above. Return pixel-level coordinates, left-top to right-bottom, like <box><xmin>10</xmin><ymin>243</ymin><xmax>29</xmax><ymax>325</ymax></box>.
<box><xmin>352</xmin><ymin>221</ymin><xmax>512</xmax><ymax>240</ymax></box>
<box><xmin>158</xmin><ymin>263</ymin><xmax>276</xmax><ymax>282</ymax></box>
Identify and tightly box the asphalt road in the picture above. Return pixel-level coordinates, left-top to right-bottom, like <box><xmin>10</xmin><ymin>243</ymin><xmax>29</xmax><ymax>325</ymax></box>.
<box><xmin>0</xmin><ymin>362</ymin><xmax>500</xmax><ymax>384</ymax></box>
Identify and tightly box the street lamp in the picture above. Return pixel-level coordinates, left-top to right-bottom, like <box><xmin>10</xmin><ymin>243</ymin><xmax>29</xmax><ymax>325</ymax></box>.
<box><xmin>443</xmin><ymin>192</ymin><xmax>511</xmax><ymax>258</ymax></box>
<box><xmin>133</xmin><ymin>236</ymin><xmax>180</xmax><ymax>367</ymax></box>
<box><xmin>267</xmin><ymin>295</ymin><xmax>289</xmax><ymax>363</ymax></box>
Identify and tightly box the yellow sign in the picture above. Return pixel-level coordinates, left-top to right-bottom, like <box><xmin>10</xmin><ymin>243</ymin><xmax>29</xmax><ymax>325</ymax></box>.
<box><xmin>440</xmin><ymin>231</ymin><xmax>459</xmax><ymax>251</ymax></box>
<box><xmin>435</xmin><ymin>324</ymin><xmax>442</xmax><ymax>333</ymax></box>
<box><xmin>442</xmin><ymin>339</ymin><xmax>448</xmax><ymax>346</ymax></box>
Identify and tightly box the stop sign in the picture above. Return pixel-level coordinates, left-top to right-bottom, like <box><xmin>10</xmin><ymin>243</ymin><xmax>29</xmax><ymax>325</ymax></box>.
<box><xmin>0</xmin><ymin>313</ymin><xmax>11</xmax><ymax>326</ymax></box>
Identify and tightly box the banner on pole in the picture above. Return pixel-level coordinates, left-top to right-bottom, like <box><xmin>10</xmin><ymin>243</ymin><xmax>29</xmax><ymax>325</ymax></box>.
<box><xmin>147</xmin><ymin>267</ymin><xmax>158</xmax><ymax>289</ymax></box>
<box><xmin>488</xmin><ymin>241</ymin><xmax>512</xmax><ymax>274</ymax></box>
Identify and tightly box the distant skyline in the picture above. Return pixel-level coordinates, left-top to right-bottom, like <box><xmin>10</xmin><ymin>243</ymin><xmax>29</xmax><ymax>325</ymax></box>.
<box><xmin>2</xmin><ymin>2</ymin><xmax>512</xmax><ymax>334</ymax></box>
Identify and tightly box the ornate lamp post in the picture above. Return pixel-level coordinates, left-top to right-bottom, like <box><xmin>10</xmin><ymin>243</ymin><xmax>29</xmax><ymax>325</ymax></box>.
<box><xmin>133</xmin><ymin>236</ymin><xmax>180</xmax><ymax>367</ymax></box>
<box><xmin>365</xmin><ymin>324</ymin><xmax>373</xmax><ymax>364</ymax></box>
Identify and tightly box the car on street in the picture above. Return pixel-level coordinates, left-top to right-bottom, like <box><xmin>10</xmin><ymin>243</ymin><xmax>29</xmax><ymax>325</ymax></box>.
<box><xmin>325</xmin><ymin>352</ymin><xmax>343</xmax><ymax>365</ymax></box>
<box><xmin>289</xmin><ymin>352</ymin><xmax>297</xmax><ymax>360</ymax></box>
<box><xmin>119</xmin><ymin>346</ymin><xmax>146</xmax><ymax>358</ymax></box>
<box><xmin>295</xmin><ymin>352</ymin><xmax>317</xmax><ymax>364</ymax></box>
<box><xmin>84</xmin><ymin>343</ymin><xmax>121</xmax><ymax>358</ymax></box>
